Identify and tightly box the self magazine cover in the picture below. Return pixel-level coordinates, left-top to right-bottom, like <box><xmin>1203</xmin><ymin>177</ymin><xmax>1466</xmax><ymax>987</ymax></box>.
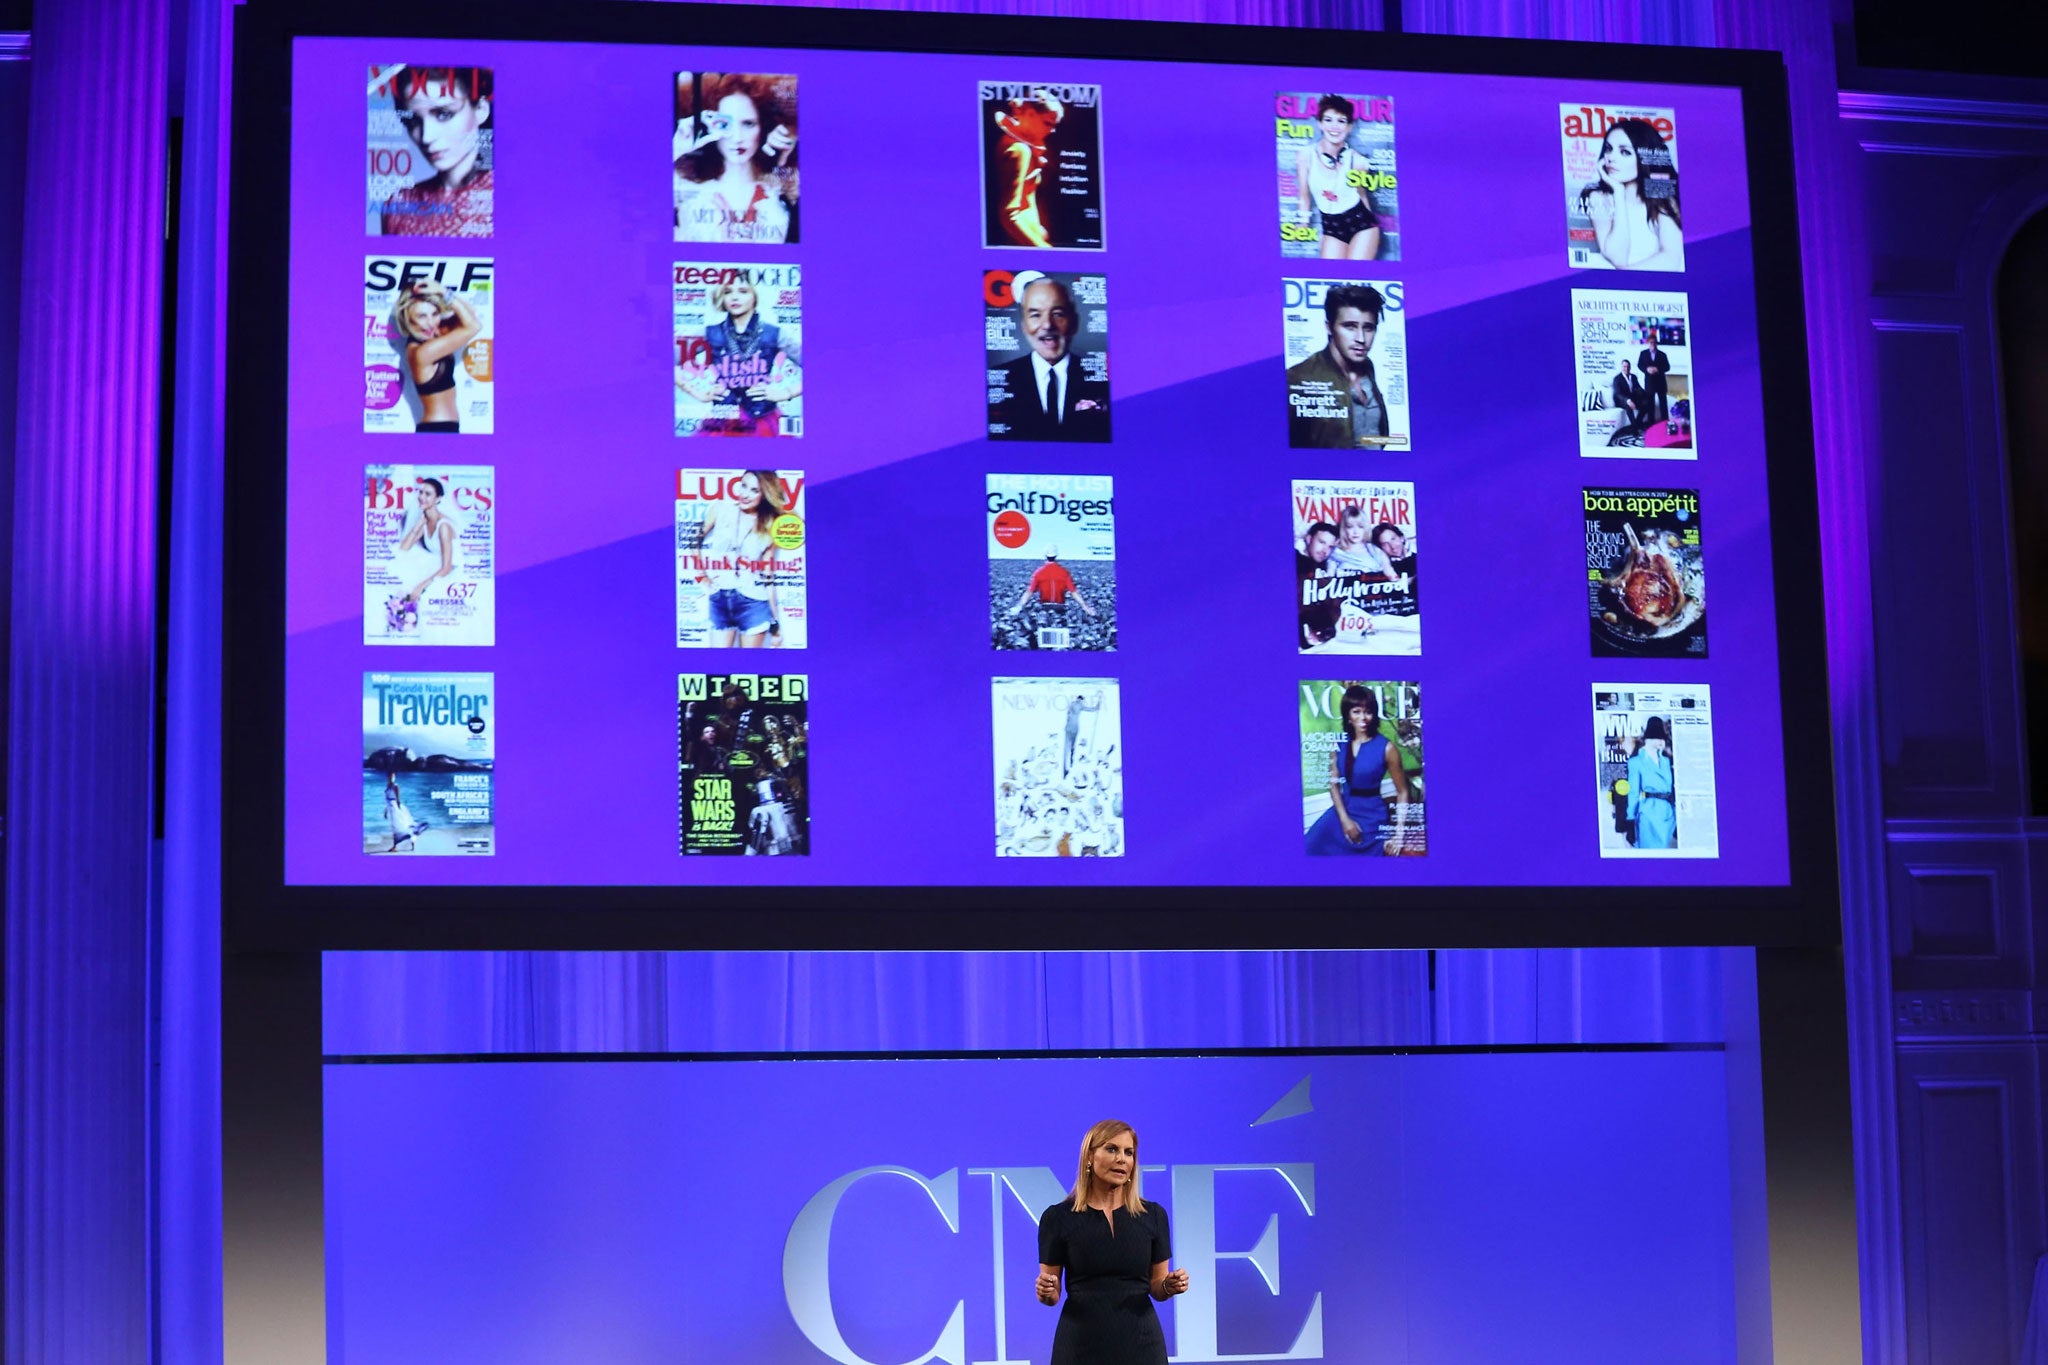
<box><xmin>1299</xmin><ymin>679</ymin><xmax>1424</xmax><ymax>856</ymax></box>
<box><xmin>674</xmin><ymin>72</ymin><xmax>800</xmax><ymax>245</ymax></box>
<box><xmin>1593</xmin><ymin>684</ymin><xmax>1717</xmax><ymax>858</ymax></box>
<box><xmin>367</xmin><ymin>64</ymin><xmax>493</xmax><ymax>238</ymax></box>
<box><xmin>992</xmin><ymin>678</ymin><xmax>1124</xmax><ymax>857</ymax></box>
<box><xmin>676</xmin><ymin>469</ymin><xmax>808</xmax><ymax>649</ymax></box>
<box><xmin>1561</xmin><ymin>103</ymin><xmax>1684</xmax><ymax>272</ymax></box>
<box><xmin>988</xmin><ymin>473</ymin><xmax>1115</xmax><ymax>651</ymax></box>
<box><xmin>985</xmin><ymin>269</ymin><xmax>1110</xmax><ymax>442</ymax></box>
<box><xmin>677</xmin><ymin>673</ymin><xmax>808</xmax><ymax>855</ymax></box>
<box><xmin>1283</xmin><ymin>277</ymin><xmax>1409</xmax><ymax>450</ymax></box>
<box><xmin>1294</xmin><ymin>478</ymin><xmax>1420</xmax><ymax>655</ymax></box>
<box><xmin>1573</xmin><ymin>289</ymin><xmax>1695</xmax><ymax>456</ymax></box>
<box><xmin>674</xmin><ymin>262</ymin><xmax>803</xmax><ymax>439</ymax></box>
<box><xmin>1585</xmin><ymin>487</ymin><xmax>1706</xmax><ymax>658</ymax></box>
<box><xmin>364</xmin><ymin>256</ymin><xmax>494</xmax><ymax>435</ymax></box>
<box><xmin>979</xmin><ymin>80</ymin><xmax>1104</xmax><ymax>249</ymax></box>
<box><xmin>1275</xmin><ymin>91</ymin><xmax>1398</xmax><ymax>261</ymax></box>
<box><xmin>362</xmin><ymin>671</ymin><xmax>494</xmax><ymax>856</ymax></box>
<box><xmin>363</xmin><ymin>464</ymin><xmax>496</xmax><ymax>646</ymax></box>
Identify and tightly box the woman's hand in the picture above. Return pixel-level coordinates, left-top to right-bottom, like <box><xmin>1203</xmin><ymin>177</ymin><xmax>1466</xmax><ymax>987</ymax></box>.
<box><xmin>1161</xmin><ymin>1268</ymin><xmax>1191</xmax><ymax>1297</ymax></box>
<box><xmin>1587</xmin><ymin>189</ymin><xmax>1616</xmax><ymax>234</ymax></box>
<box><xmin>764</xmin><ymin>123</ymin><xmax>797</xmax><ymax>164</ymax></box>
<box><xmin>1035</xmin><ymin>1268</ymin><xmax>1061</xmax><ymax>1306</ymax></box>
<box><xmin>1338</xmin><ymin>813</ymin><xmax>1365</xmax><ymax>846</ymax></box>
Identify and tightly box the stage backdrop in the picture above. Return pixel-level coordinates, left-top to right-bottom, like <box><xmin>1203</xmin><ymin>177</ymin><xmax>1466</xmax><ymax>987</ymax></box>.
<box><xmin>325</xmin><ymin>1047</ymin><xmax>1762</xmax><ymax>1364</ymax></box>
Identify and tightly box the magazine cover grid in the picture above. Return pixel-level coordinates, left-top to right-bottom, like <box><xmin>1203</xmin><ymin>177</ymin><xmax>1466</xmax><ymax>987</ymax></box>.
<box><xmin>289</xmin><ymin>45</ymin><xmax>1789</xmax><ymax>889</ymax></box>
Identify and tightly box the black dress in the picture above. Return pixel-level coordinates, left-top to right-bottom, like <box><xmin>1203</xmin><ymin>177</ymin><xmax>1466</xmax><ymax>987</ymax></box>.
<box><xmin>1037</xmin><ymin>1200</ymin><xmax>1172</xmax><ymax>1365</ymax></box>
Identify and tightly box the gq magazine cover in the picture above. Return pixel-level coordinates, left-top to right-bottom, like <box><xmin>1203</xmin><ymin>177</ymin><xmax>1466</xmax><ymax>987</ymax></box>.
<box><xmin>362</xmin><ymin>464</ymin><xmax>496</xmax><ymax>645</ymax></box>
<box><xmin>367</xmin><ymin>63</ymin><xmax>494</xmax><ymax>237</ymax></box>
<box><xmin>1294</xmin><ymin>478</ymin><xmax>1420</xmax><ymax>654</ymax></box>
<box><xmin>992</xmin><ymin>678</ymin><xmax>1124</xmax><ymax>857</ymax></box>
<box><xmin>979</xmin><ymin>80</ymin><xmax>1104</xmax><ymax>249</ymax></box>
<box><xmin>364</xmin><ymin>256</ymin><xmax>494</xmax><ymax>434</ymax></box>
<box><xmin>1593</xmin><ymin>684</ymin><xmax>1718</xmax><ymax>857</ymax></box>
<box><xmin>1561</xmin><ymin>103</ymin><xmax>1684</xmax><ymax>271</ymax></box>
<box><xmin>1299</xmin><ymin>679</ymin><xmax>1424</xmax><ymax>855</ymax></box>
<box><xmin>674</xmin><ymin>262</ymin><xmax>804</xmax><ymax>438</ymax></box>
<box><xmin>673</xmin><ymin>72</ymin><xmax>801</xmax><ymax>245</ymax></box>
<box><xmin>362</xmin><ymin>671</ymin><xmax>495</xmax><ymax>855</ymax></box>
<box><xmin>678</xmin><ymin>673</ymin><xmax>809</xmax><ymax>856</ymax></box>
<box><xmin>1573</xmin><ymin>289</ymin><xmax>1695</xmax><ymax>456</ymax></box>
<box><xmin>1275</xmin><ymin>91</ymin><xmax>1399</xmax><ymax>260</ymax></box>
<box><xmin>985</xmin><ymin>269</ymin><xmax>1111</xmax><ymax>442</ymax></box>
<box><xmin>1283</xmin><ymin>277</ymin><xmax>1409</xmax><ymax>450</ymax></box>
<box><xmin>1585</xmin><ymin>487</ymin><xmax>1706</xmax><ymax>658</ymax></box>
<box><xmin>675</xmin><ymin>469</ymin><xmax>809</xmax><ymax>649</ymax></box>
<box><xmin>988</xmin><ymin>473</ymin><xmax>1116</xmax><ymax>651</ymax></box>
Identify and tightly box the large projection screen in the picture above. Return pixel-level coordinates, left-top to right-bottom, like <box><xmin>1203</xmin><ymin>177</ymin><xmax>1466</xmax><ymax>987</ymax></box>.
<box><xmin>225</xmin><ymin>3</ymin><xmax>1835</xmax><ymax>948</ymax></box>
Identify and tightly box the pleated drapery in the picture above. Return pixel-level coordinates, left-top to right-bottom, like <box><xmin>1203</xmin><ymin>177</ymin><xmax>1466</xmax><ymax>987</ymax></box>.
<box><xmin>5</xmin><ymin>0</ymin><xmax>170</xmax><ymax>1358</ymax></box>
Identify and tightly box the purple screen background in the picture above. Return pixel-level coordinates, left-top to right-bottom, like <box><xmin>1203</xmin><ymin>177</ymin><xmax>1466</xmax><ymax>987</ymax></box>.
<box><xmin>285</xmin><ymin>40</ymin><xmax>1783</xmax><ymax>887</ymax></box>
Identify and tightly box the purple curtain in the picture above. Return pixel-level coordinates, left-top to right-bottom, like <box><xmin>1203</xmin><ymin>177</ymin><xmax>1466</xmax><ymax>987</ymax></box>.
<box><xmin>321</xmin><ymin>948</ymin><xmax>1738</xmax><ymax>1055</ymax></box>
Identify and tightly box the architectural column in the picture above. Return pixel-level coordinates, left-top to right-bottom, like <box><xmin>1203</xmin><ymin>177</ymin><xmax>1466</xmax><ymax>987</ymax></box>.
<box><xmin>4</xmin><ymin>0</ymin><xmax>169</xmax><ymax>1357</ymax></box>
<box><xmin>1709</xmin><ymin>0</ymin><xmax>1903</xmax><ymax>1359</ymax></box>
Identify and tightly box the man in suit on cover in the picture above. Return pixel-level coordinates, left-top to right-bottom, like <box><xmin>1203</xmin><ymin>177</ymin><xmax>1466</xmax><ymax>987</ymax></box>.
<box><xmin>990</xmin><ymin>272</ymin><xmax>1110</xmax><ymax>442</ymax></box>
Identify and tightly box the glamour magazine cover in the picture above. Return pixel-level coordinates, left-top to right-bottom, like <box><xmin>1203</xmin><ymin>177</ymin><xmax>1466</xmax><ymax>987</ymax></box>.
<box><xmin>1275</xmin><ymin>91</ymin><xmax>1398</xmax><ymax>260</ymax></box>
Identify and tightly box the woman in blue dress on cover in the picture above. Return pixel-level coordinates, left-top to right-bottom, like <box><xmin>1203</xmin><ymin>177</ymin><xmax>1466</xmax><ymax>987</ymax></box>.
<box><xmin>1626</xmin><ymin>714</ymin><xmax>1678</xmax><ymax>848</ymax></box>
<box><xmin>1304</xmin><ymin>682</ymin><xmax>1414</xmax><ymax>855</ymax></box>
<box><xmin>1036</xmin><ymin>1119</ymin><xmax>1189</xmax><ymax>1365</ymax></box>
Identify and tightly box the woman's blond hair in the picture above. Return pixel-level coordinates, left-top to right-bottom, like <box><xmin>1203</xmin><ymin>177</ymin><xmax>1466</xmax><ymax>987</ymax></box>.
<box><xmin>1068</xmin><ymin>1118</ymin><xmax>1146</xmax><ymax>1214</ymax></box>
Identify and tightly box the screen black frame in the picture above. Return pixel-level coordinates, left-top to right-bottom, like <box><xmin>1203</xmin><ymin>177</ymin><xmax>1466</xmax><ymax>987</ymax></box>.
<box><xmin>224</xmin><ymin>0</ymin><xmax>1839</xmax><ymax>953</ymax></box>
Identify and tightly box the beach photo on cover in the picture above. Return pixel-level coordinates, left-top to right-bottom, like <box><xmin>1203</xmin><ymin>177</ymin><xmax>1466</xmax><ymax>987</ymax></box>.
<box><xmin>363</xmin><ymin>257</ymin><xmax>495</xmax><ymax>435</ymax></box>
<box><xmin>675</xmin><ymin>72</ymin><xmax>800</xmax><ymax>245</ymax></box>
<box><xmin>678</xmin><ymin>673</ymin><xmax>809</xmax><ymax>856</ymax></box>
<box><xmin>988</xmin><ymin>473</ymin><xmax>1116</xmax><ymax>651</ymax></box>
<box><xmin>993</xmin><ymin>678</ymin><xmax>1125</xmax><ymax>857</ymax></box>
<box><xmin>367</xmin><ymin>64</ymin><xmax>493</xmax><ymax>237</ymax></box>
<box><xmin>1593</xmin><ymin>685</ymin><xmax>1718</xmax><ymax>858</ymax></box>
<box><xmin>1300</xmin><ymin>679</ymin><xmax>1424</xmax><ymax>855</ymax></box>
<box><xmin>675</xmin><ymin>262</ymin><xmax>804</xmax><ymax>439</ymax></box>
<box><xmin>1283</xmin><ymin>278</ymin><xmax>1409</xmax><ymax>450</ymax></box>
<box><xmin>1275</xmin><ymin>91</ymin><xmax>1398</xmax><ymax>260</ymax></box>
<box><xmin>1294</xmin><ymin>478</ymin><xmax>1420</xmax><ymax>655</ymax></box>
<box><xmin>1562</xmin><ymin>103</ymin><xmax>1684</xmax><ymax>271</ymax></box>
<box><xmin>980</xmin><ymin>80</ymin><xmax>1104</xmax><ymax>249</ymax></box>
<box><xmin>986</xmin><ymin>269</ymin><xmax>1110</xmax><ymax>443</ymax></box>
<box><xmin>361</xmin><ymin>671</ymin><xmax>495</xmax><ymax>856</ymax></box>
